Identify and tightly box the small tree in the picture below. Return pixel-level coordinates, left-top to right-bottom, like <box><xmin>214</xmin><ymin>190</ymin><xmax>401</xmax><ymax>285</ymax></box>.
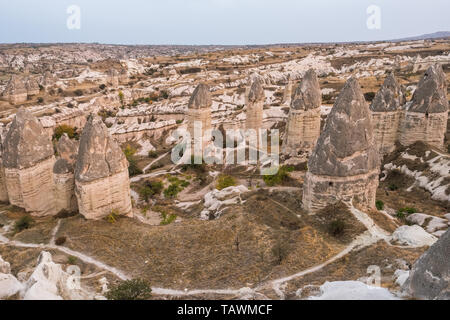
<box><xmin>106</xmin><ymin>279</ymin><xmax>152</xmax><ymax>300</ymax></box>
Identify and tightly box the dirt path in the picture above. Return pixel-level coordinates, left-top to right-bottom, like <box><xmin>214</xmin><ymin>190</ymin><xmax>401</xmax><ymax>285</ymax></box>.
<box><xmin>0</xmin><ymin>203</ymin><xmax>397</xmax><ymax>299</ymax></box>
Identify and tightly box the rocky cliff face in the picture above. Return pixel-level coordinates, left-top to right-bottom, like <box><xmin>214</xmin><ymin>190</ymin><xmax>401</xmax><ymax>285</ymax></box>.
<box><xmin>2</xmin><ymin>108</ymin><xmax>56</xmax><ymax>215</ymax></box>
<box><xmin>74</xmin><ymin>115</ymin><xmax>132</xmax><ymax>219</ymax></box>
<box><xmin>303</xmin><ymin>77</ymin><xmax>379</xmax><ymax>212</ymax></box>
<box><xmin>399</xmin><ymin>65</ymin><xmax>448</xmax><ymax>149</ymax></box>
<box><xmin>282</xmin><ymin>69</ymin><xmax>321</xmax><ymax>157</ymax></box>
<box><xmin>370</xmin><ymin>73</ymin><xmax>406</xmax><ymax>155</ymax></box>
<box><xmin>403</xmin><ymin>229</ymin><xmax>450</xmax><ymax>299</ymax></box>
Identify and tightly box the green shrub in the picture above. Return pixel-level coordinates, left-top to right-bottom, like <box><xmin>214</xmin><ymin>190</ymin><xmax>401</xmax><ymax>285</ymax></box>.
<box><xmin>176</xmin><ymin>119</ymin><xmax>183</xmax><ymax>124</ymax></box>
<box><xmin>271</xmin><ymin>238</ymin><xmax>289</xmax><ymax>265</ymax></box>
<box><xmin>105</xmin><ymin>209</ymin><xmax>120</xmax><ymax>223</ymax></box>
<box><xmin>388</xmin><ymin>184</ymin><xmax>398</xmax><ymax>191</ymax></box>
<box><xmin>263</xmin><ymin>166</ymin><xmax>294</xmax><ymax>186</ymax></box>
<box><xmin>14</xmin><ymin>215</ymin><xmax>34</xmax><ymax>233</ymax></box>
<box><xmin>139</xmin><ymin>180</ymin><xmax>163</xmax><ymax>201</ymax></box>
<box><xmin>67</xmin><ymin>256</ymin><xmax>77</xmax><ymax>265</ymax></box>
<box><xmin>123</xmin><ymin>145</ymin><xmax>143</xmax><ymax>177</ymax></box>
<box><xmin>148</xmin><ymin>150</ymin><xmax>158</xmax><ymax>158</ymax></box>
<box><xmin>106</xmin><ymin>279</ymin><xmax>152</xmax><ymax>300</ymax></box>
<box><xmin>53</xmin><ymin>125</ymin><xmax>78</xmax><ymax>141</ymax></box>
<box><xmin>375</xmin><ymin>200</ymin><xmax>384</xmax><ymax>211</ymax></box>
<box><xmin>160</xmin><ymin>212</ymin><xmax>177</xmax><ymax>225</ymax></box>
<box><xmin>163</xmin><ymin>184</ymin><xmax>182</xmax><ymax>198</ymax></box>
<box><xmin>216</xmin><ymin>175</ymin><xmax>236</xmax><ymax>190</ymax></box>
<box><xmin>328</xmin><ymin>219</ymin><xmax>345</xmax><ymax>236</ymax></box>
<box><xmin>55</xmin><ymin>236</ymin><xmax>66</xmax><ymax>246</ymax></box>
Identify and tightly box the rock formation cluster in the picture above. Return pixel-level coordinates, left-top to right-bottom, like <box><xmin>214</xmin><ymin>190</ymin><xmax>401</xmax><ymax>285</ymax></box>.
<box><xmin>282</xmin><ymin>69</ymin><xmax>322</xmax><ymax>157</ymax></box>
<box><xmin>303</xmin><ymin>77</ymin><xmax>380</xmax><ymax>213</ymax></box>
<box><xmin>370</xmin><ymin>73</ymin><xmax>406</xmax><ymax>155</ymax></box>
<box><xmin>0</xmin><ymin>109</ymin><xmax>132</xmax><ymax>220</ymax></box>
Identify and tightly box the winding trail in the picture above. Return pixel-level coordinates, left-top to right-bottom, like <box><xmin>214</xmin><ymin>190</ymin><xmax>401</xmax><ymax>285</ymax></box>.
<box><xmin>0</xmin><ymin>203</ymin><xmax>396</xmax><ymax>299</ymax></box>
<box><xmin>143</xmin><ymin>152</ymin><xmax>170</xmax><ymax>173</ymax></box>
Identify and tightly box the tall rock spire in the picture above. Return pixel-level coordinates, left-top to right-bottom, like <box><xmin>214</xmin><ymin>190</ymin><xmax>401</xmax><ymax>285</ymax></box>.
<box><xmin>74</xmin><ymin>115</ymin><xmax>132</xmax><ymax>219</ymax></box>
<box><xmin>303</xmin><ymin>77</ymin><xmax>380</xmax><ymax>212</ymax></box>
<box><xmin>282</xmin><ymin>69</ymin><xmax>322</xmax><ymax>157</ymax></box>
<box><xmin>2</xmin><ymin>108</ymin><xmax>56</xmax><ymax>215</ymax></box>
<box><xmin>370</xmin><ymin>73</ymin><xmax>405</xmax><ymax>155</ymax></box>
<box><xmin>399</xmin><ymin>64</ymin><xmax>448</xmax><ymax>148</ymax></box>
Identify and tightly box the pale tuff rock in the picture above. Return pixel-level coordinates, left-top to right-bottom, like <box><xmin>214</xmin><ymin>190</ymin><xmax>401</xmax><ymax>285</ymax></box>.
<box><xmin>399</xmin><ymin>65</ymin><xmax>448</xmax><ymax>149</ymax></box>
<box><xmin>25</xmin><ymin>76</ymin><xmax>40</xmax><ymax>96</ymax></box>
<box><xmin>188</xmin><ymin>83</ymin><xmax>212</xmax><ymax>109</ymax></box>
<box><xmin>2</xmin><ymin>108</ymin><xmax>57</xmax><ymax>216</ymax></box>
<box><xmin>1</xmin><ymin>75</ymin><xmax>28</xmax><ymax>104</ymax></box>
<box><xmin>75</xmin><ymin>115</ymin><xmax>132</xmax><ymax>220</ymax></box>
<box><xmin>245</xmin><ymin>77</ymin><xmax>265</xmax><ymax>132</ymax></box>
<box><xmin>0</xmin><ymin>255</ymin><xmax>11</xmax><ymax>274</ymax></box>
<box><xmin>282</xmin><ymin>69</ymin><xmax>322</xmax><ymax>156</ymax></box>
<box><xmin>56</xmin><ymin>133</ymin><xmax>79</xmax><ymax>165</ymax></box>
<box><xmin>41</xmin><ymin>71</ymin><xmax>56</xmax><ymax>88</ymax></box>
<box><xmin>53</xmin><ymin>158</ymin><xmax>78</xmax><ymax>213</ymax></box>
<box><xmin>22</xmin><ymin>251</ymin><xmax>93</xmax><ymax>300</ymax></box>
<box><xmin>370</xmin><ymin>73</ymin><xmax>406</xmax><ymax>155</ymax></box>
<box><xmin>281</xmin><ymin>75</ymin><xmax>294</xmax><ymax>106</ymax></box>
<box><xmin>403</xmin><ymin>229</ymin><xmax>450</xmax><ymax>300</ymax></box>
<box><xmin>303</xmin><ymin>77</ymin><xmax>380</xmax><ymax>213</ymax></box>
<box><xmin>186</xmin><ymin>84</ymin><xmax>212</xmax><ymax>156</ymax></box>
<box><xmin>107</xmin><ymin>68</ymin><xmax>119</xmax><ymax>87</ymax></box>
<box><xmin>0</xmin><ymin>158</ymin><xmax>8</xmax><ymax>203</ymax></box>
<box><xmin>3</xmin><ymin>108</ymin><xmax>54</xmax><ymax>169</ymax></box>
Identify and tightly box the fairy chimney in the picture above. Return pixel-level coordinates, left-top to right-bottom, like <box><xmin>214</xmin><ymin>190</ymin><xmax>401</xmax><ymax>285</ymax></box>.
<box><xmin>370</xmin><ymin>73</ymin><xmax>406</xmax><ymax>155</ymax></box>
<box><xmin>2</xmin><ymin>108</ymin><xmax>57</xmax><ymax>215</ymax></box>
<box><xmin>186</xmin><ymin>83</ymin><xmax>212</xmax><ymax>158</ymax></box>
<box><xmin>282</xmin><ymin>69</ymin><xmax>322</xmax><ymax>157</ymax></box>
<box><xmin>25</xmin><ymin>76</ymin><xmax>40</xmax><ymax>96</ymax></box>
<box><xmin>303</xmin><ymin>77</ymin><xmax>380</xmax><ymax>213</ymax></box>
<box><xmin>53</xmin><ymin>134</ymin><xmax>79</xmax><ymax>213</ymax></box>
<box><xmin>399</xmin><ymin>65</ymin><xmax>448</xmax><ymax>149</ymax></box>
<box><xmin>107</xmin><ymin>69</ymin><xmax>119</xmax><ymax>87</ymax></box>
<box><xmin>74</xmin><ymin>115</ymin><xmax>132</xmax><ymax>220</ymax></box>
<box><xmin>245</xmin><ymin>77</ymin><xmax>265</xmax><ymax>133</ymax></box>
<box><xmin>1</xmin><ymin>75</ymin><xmax>28</xmax><ymax>105</ymax></box>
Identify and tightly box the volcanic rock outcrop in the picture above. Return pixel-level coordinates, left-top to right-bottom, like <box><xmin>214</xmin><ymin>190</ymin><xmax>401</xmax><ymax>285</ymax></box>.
<box><xmin>25</xmin><ymin>76</ymin><xmax>40</xmax><ymax>96</ymax></box>
<box><xmin>53</xmin><ymin>134</ymin><xmax>79</xmax><ymax>213</ymax></box>
<box><xmin>245</xmin><ymin>77</ymin><xmax>265</xmax><ymax>133</ymax></box>
<box><xmin>186</xmin><ymin>83</ymin><xmax>212</xmax><ymax>158</ymax></box>
<box><xmin>1</xmin><ymin>75</ymin><xmax>28</xmax><ymax>104</ymax></box>
<box><xmin>281</xmin><ymin>75</ymin><xmax>294</xmax><ymax>107</ymax></box>
<box><xmin>303</xmin><ymin>77</ymin><xmax>380</xmax><ymax>213</ymax></box>
<box><xmin>399</xmin><ymin>65</ymin><xmax>448</xmax><ymax>149</ymax></box>
<box><xmin>107</xmin><ymin>68</ymin><xmax>119</xmax><ymax>87</ymax></box>
<box><xmin>2</xmin><ymin>108</ymin><xmax>57</xmax><ymax>215</ymax></box>
<box><xmin>74</xmin><ymin>115</ymin><xmax>132</xmax><ymax>220</ymax></box>
<box><xmin>403</xmin><ymin>229</ymin><xmax>450</xmax><ymax>300</ymax></box>
<box><xmin>282</xmin><ymin>69</ymin><xmax>322</xmax><ymax>157</ymax></box>
<box><xmin>370</xmin><ymin>73</ymin><xmax>406</xmax><ymax>155</ymax></box>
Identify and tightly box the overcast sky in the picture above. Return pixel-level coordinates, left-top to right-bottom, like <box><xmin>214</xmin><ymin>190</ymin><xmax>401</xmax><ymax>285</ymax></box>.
<box><xmin>0</xmin><ymin>0</ymin><xmax>449</xmax><ymax>45</ymax></box>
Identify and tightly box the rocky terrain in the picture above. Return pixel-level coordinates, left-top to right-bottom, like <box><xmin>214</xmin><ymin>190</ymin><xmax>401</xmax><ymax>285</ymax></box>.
<box><xmin>0</xmin><ymin>38</ymin><xmax>449</xmax><ymax>300</ymax></box>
